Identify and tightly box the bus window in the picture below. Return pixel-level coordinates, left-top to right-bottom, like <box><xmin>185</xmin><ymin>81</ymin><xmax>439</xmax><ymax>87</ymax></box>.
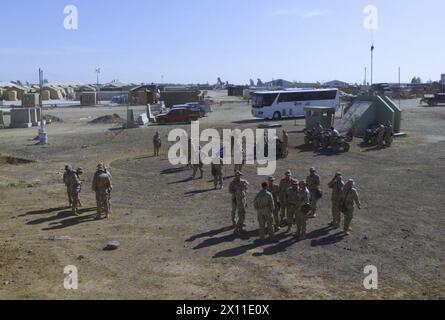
<box><xmin>253</xmin><ymin>93</ymin><xmax>278</xmax><ymax>108</ymax></box>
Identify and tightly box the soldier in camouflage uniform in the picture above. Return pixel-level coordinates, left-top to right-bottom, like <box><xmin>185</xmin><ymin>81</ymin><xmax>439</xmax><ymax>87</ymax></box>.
<box><xmin>190</xmin><ymin>144</ymin><xmax>204</xmax><ymax>179</ymax></box>
<box><xmin>267</xmin><ymin>176</ymin><xmax>281</xmax><ymax>231</ymax></box>
<box><xmin>340</xmin><ymin>179</ymin><xmax>361</xmax><ymax>235</ymax></box>
<box><xmin>295</xmin><ymin>181</ymin><xmax>310</xmax><ymax>239</ymax></box>
<box><xmin>376</xmin><ymin>124</ymin><xmax>386</xmax><ymax>147</ymax></box>
<box><xmin>384</xmin><ymin>121</ymin><xmax>394</xmax><ymax>147</ymax></box>
<box><xmin>229</xmin><ymin>171</ymin><xmax>249</xmax><ymax>234</ymax></box>
<box><xmin>306</xmin><ymin>167</ymin><xmax>321</xmax><ymax>218</ymax></box>
<box><xmin>328</xmin><ymin>172</ymin><xmax>345</xmax><ymax>228</ymax></box>
<box><xmin>74</xmin><ymin>168</ymin><xmax>84</xmax><ymax>208</ymax></box>
<box><xmin>314</xmin><ymin>123</ymin><xmax>324</xmax><ymax>136</ymax></box>
<box><xmin>153</xmin><ymin>131</ymin><xmax>162</xmax><ymax>157</ymax></box>
<box><xmin>233</xmin><ymin>147</ymin><xmax>245</xmax><ymax>176</ymax></box>
<box><xmin>284</xmin><ymin>179</ymin><xmax>299</xmax><ymax>234</ymax></box>
<box><xmin>282</xmin><ymin>130</ymin><xmax>289</xmax><ymax>158</ymax></box>
<box><xmin>211</xmin><ymin>158</ymin><xmax>224</xmax><ymax>189</ymax></box>
<box><xmin>187</xmin><ymin>138</ymin><xmax>193</xmax><ymax>168</ymax></box>
<box><xmin>92</xmin><ymin>163</ymin><xmax>113</xmax><ymax>220</ymax></box>
<box><xmin>63</xmin><ymin>165</ymin><xmax>74</xmax><ymax>207</ymax></box>
<box><xmin>94</xmin><ymin>163</ymin><xmax>112</xmax><ymax>180</ymax></box>
<box><xmin>68</xmin><ymin>168</ymin><xmax>83</xmax><ymax>216</ymax></box>
<box><xmin>279</xmin><ymin>170</ymin><xmax>293</xmax><ymax>226</ymax></box>
<box><xmin>254</xmin><ymin>182</ymin><xmax>276</xmax><ymax>242</ymax></box>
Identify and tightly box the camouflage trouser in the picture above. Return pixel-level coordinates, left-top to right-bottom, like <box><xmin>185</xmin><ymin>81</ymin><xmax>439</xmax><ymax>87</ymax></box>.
<box><xmin>295</xmin><ymin>210</ymin><xmax>307</xmax><ymax>238</ymax></box>
<box><xmin>332</xmin><ymin>200</ymin><xmax>341</xmax><ymax>226</ymax></box>
<box><xmin>272</xmin><ymin>203</ymin><xmax>280</xmax><ymax>228</ymax></box>
<box><xmin>384</xmin><ymin>133</ymin><xmax>393</xmax><ymax>147</ymax></box>
<box><xmin>96</xmin><ymin>192</ymin><xmax>111</xmax><ymax>217</ymax></box>
<box><xmin>232</xmin><ymin>197</ymin><xmax>246</xmax><ymax>231</ymax></box>
<box><xmin>213</xmin><ymin>174</ymin><xmax>223</xmax><ymax>189</ymax></box>
<box><xmin>377</xmin><ymin>131</ymin><xmax>385</xmax><ymax>146</ymax></box>
<box><xmin>279</xmin><ymin>197</ymin><xmax>286</xmax><ymax>223</ymax></box>
<box><xmin>66</xmin><ymin>187</ymin><xmax>72</xmax><ymax>206</ymax></box>
<box><xmin>309</xmin><ymin>189</ymin><xmax>319</xmax><ymax>211</ymax></box>
<box><xmin>286</xmin><ymin>204</ymin><xmax>298</xmax><ymax>230</ymax></box>
<box><xmin>154</xmin><ymin>144</ymin><xmax>161</xmax><ymax>156</ymax></box>
<box><xmin>343</xmin><ymin>208</ymin><xmax>354</xmax><ymax>232</ymax></box>
<box><xmin>257</xmin><ymin>211</ymin><xmax>274</xmax><ymax>240</ymax></box>
<box><xmin>282</xmin><ymin>143</ymin><xmax>288</xmax><ymax>157</ymax></box>
<box><xmin>70</xmin><ymin>189</ymin><xmax>80</xmax><ymax>215</ymax></box>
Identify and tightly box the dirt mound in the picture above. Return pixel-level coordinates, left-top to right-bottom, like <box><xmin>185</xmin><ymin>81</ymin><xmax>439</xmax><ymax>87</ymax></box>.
<box><xmin>89</xmin><ymin>114</ymin><xmax>125</xmax><ymax>125</ymax></box>
<box><xmin>0</xmin><ymin>156</ymin><xmax>35</xmax><ymax>165</ymax></box>
<box><xmin>43</xmin><ymin>115</ymin><xmax>63</xmax><ymax>123</ymax></box>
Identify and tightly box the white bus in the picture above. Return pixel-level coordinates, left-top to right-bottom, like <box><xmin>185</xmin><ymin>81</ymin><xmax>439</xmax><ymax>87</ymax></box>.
<box><xmin>251</xmin><ymin>88</ymin><xmax>340</xmax><ymax>120</ymax></box>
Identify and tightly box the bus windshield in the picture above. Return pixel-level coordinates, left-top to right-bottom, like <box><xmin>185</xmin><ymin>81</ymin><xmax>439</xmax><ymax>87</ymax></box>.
<box><xmin>252</xmin><ymin>93</ymin><xmax>278</xmax><ymax>108</ymax></box>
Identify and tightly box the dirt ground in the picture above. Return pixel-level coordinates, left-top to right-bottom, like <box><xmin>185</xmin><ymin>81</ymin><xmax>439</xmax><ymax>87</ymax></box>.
<box><xmin>0</xmin><ymin>90</ymin><xmax>444</xmax><ymax>300</ymax></box>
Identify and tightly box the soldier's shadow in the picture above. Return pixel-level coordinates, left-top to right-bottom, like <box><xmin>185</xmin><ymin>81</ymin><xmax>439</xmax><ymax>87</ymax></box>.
<box><xmin>310</xmin><ymin>232</ymin><xmax>346</xmax><ymax>247</ymax></box>
<box><xmin>186</xmin><ymin>226</ymin><xmax>234</xmax><ymax>242</ymax></box>
<box><xmin>213</xmin><ymin>232</ymin><xmax>290</xmax><ymax>258</ymax></box>
<box><xmin>168</xmin><ymin>177</ymin><xmax>193</xmax><ymax>184</ymax></box>
<box><xmin>41</xmin><ymin>208</ymin><xmax>99</xmax><ymax>231</ymax></box>
<box><xmin>19</xmin><ymin>206</ymin><xmax>67</xmax><ymax>217</ymax></box>
<box><xmin>193</xmin><ymin>229</ymin><xmax>259</xmax><ymax>250</ymax></box>
<box><xmin>306</xmin><ymin>226</ymin><xmax>335</xmax><ymax>240</ymax></box>
<box><xmin>161</xmin><ymin>167</ymin><xmax>189</xmax><ymax>175</ymax></box>
<box><xmin>184</xmin><ymin>188</ymin><xmax>215</xmax><ymax>197</ymax></box>
<box><xmin>253</xmin><ymin>236</ymin><xmax>300</xmax><ymax>256</ymax></box>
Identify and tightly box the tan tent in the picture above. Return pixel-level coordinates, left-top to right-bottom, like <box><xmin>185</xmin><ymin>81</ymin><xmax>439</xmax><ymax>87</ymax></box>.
<box><xmin>6</xmin><ymin>90</ymin><xmax>18</xmax><ymax>101</ymax></box>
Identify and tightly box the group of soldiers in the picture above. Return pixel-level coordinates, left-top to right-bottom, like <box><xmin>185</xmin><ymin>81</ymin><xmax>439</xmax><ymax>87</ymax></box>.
<box><xmin>150</xmin><ymin>130</ymin><xmax>362</xmax><ymax>242</ymax></box>
<box><xmin>312</xmin><ymin>124</ymin><xmax>346</xmax><ymax>146</ymax></box>
<box><xmin>152</xmin><ymin>130</ymin><xmax>290</xmax><ymax>188</ymax></box>
<box><xmin>63</xmin><ymin>163</ymin><xmax>113</xmax><ymax>219</ymax></box>
<box><xmin>230</xmin><ymin>168</ymin><xmax>361</xmax><ymax>242</ymax></box>
<box><xmin>364</xmin><ymin>122</ymin><xmax>394</xmax><ymax>147</ymax></box>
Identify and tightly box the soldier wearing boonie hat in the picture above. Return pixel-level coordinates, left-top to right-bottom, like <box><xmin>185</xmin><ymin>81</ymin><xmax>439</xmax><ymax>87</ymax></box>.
<box><xmin>229</xmin><ymin>171</ymin><xmax>249</xmax><ymax>235</ymax></box>
<box><xmin>328</xmin><ymin>171</ymin><xmax>344</xmax><ymax>228</ymax></box>
<box><xmin>279</xmin><ymin>171</ymin><xmax>294</xmax><ymax>227</ymax></box>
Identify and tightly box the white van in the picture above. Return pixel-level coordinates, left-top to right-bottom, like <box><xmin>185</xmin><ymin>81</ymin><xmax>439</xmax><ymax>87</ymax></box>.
<box><xmin>252</xmin><ymin>88</ymin><xmax>340</xmax><ymax>120</ymax></box>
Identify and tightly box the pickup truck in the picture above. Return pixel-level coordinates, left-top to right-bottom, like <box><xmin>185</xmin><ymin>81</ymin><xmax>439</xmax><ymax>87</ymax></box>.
<box><xmin>156</xmin><ymin>107</ymin><xmax>201</xmax><ymax>124</ymax></box>
<box><xmin>421</xmin><ymin>93</ymin><xmax>445</xmax><ymax>107</ymax></box>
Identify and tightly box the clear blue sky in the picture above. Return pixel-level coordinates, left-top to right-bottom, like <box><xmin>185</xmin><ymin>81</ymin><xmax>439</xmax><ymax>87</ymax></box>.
<box><xmin>1</xmin><ymin>0</ymin><xmax>443</xmax><ymax>85</ymax></box>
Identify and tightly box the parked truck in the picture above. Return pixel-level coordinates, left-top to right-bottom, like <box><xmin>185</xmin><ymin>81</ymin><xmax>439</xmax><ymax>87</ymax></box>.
<box><xmin>421</xmin><ymin>93</ymin><xmax>445</xmax><ymax>107</ymax></box>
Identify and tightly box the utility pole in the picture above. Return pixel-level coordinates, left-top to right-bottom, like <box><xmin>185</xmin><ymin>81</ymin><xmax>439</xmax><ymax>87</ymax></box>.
<box><xmin>95</xmin><ymin>67</ymin><xmax>101</xmax><ymax>104</ymax></box>
<box><xmin>398</xmin><ymin>67</ymin><xmax>401</xmax><ymax>108</ymax></box>
<box><xmin>370</xmin><ymin>44</ymin><xmax>375</xmax><ymax>87</ymax></box>
<box><xmin>38</xmin><ymin>68</ymin><xmax>47</xmax><ymax>145</ymax></box>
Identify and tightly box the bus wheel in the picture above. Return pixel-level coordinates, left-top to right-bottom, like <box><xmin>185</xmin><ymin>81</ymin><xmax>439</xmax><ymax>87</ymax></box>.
<box><xmin>272</xmin><ymin>112</ymin><xmax>282</xmax><ymax>120</ymax></box>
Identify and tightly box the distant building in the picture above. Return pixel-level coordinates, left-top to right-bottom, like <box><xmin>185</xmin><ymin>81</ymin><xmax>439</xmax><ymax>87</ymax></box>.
<box><xmin>160</xmin><ymin>88</ymin><xmax>201</xmax><ymax>108</ymax></box>
<box><xmin>264</xmin><ymin>79</ymin><xmax>294</xmax><ymax>88</ymax></box>
<box><xmin>129</xmin><ymin>85</ymin><xmax>159</xmax><ymax>105</ymax></box>
<box><xmin>441</xmin><ymin>74</ymin><xmax>445</xmax><ymax>85</ymax></box>
<box><xmin>0</xmin><ymin>82</ymin><xmax>29</xmax><ymax>100</ymax></box>
<box><xmin>227</xmin><ymin>85</ymin><xmax>248</xmax><ymax>97</ymax></box>
<box><xmin>98</xmin><ymin>81</ymin><xmax>135</xmax><ymax>101</ymax></box>
<box><xmin>324</xmin><ymin>80</ymin><xmax>350</xmax><ymax>87</ymax></box>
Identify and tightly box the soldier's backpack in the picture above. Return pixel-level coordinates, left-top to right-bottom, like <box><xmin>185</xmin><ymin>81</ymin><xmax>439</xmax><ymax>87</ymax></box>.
<box><xmin>301</xmin><ymin>203</ymin><xmax>312</xmax><ymax>215</ymax></box>
<box><xmin>340</xmin><ymin>189</ymin><xmax>351</xmax><ymax>213</ymax></box>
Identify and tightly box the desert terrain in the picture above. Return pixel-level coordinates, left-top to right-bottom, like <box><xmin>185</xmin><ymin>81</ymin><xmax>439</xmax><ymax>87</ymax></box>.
<box><xmin>0</xmin><ymin>90</ymin><xmax>444</xmax><ymax>299</ymax></box>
